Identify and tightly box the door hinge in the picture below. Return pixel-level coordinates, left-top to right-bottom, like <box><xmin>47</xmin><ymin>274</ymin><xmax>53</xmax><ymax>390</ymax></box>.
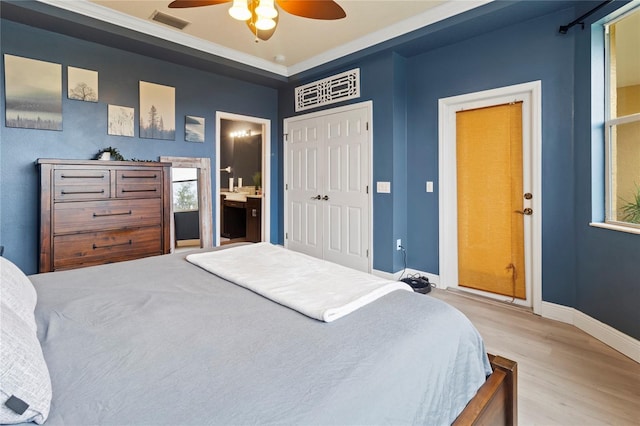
<box><xmin>285</xmin><ymin>232</ymin><xmax>288</xmax><ymax>240</ymax></box>
<box><xmin>366</xmin><ymin>249</ymin><xmax>369</xmax><ymax>258</ymax></box>
<box><xmin>284</xmin><ymin>133</ymin><xmax>289</xmax><ymax>141</ymax></box>
<box><xmin>366</xmin><ymin>185</ymin><xmax>369</xmax><ymax>194</ymax></box>
<box><xmin>285</xmin><ymin>183</ymin><xmax>288</xmax><ymax>190</ymax></box>
<box><xmin>366</xmin><ymin>122</ymin><xmax>369</xmax><ymax>131</ymax></box>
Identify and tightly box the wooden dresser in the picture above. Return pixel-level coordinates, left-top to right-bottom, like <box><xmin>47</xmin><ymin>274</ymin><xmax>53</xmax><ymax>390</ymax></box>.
<box><xmin>37</xmin><ymin>159</ymin><xmax>171</xmax><ymax>272</ymax></box>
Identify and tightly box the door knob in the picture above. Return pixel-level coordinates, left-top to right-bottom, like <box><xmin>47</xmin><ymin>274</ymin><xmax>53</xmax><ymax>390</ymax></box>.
<box><xmin>322</xmin><ymin>195</ymin><xmax>329</xmax><ymax>201</ymax></box>
<box><xmin>515</xmin><ymin>208</ymin><xmax>533</xmax><ymax>215</ymax></box>
<box><xmin>310</xmin><ymin>195</ymin><xmax>321</xmax><ymax>200</ymax></box>
<box><xmin>524</xmin><ymin>193</ymin><xmax>533</xmax><ymax>200</ymax></box>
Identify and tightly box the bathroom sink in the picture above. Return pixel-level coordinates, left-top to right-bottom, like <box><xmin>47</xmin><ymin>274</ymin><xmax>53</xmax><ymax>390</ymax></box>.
<box><xmin>224</xmin><ymin>193</ymin><xmax>247</xmax><ymax>202</ymax></box>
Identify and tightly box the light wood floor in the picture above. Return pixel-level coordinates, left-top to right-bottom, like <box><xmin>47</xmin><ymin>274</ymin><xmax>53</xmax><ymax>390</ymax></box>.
<box><xmin>430</xmin><ymin>289</ymin><xmax>640</xmax><ymax>426</ymax></box>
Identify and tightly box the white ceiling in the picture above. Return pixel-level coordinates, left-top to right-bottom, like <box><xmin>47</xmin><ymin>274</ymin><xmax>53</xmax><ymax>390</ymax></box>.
<box><xmin>39</xmin><ymin>0</ymin><xmax>491</xmax><ymax>77</ymax></box>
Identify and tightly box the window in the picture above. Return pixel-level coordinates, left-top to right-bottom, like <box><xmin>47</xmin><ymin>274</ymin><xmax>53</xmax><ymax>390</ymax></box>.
<box><xmin>604</xmin><ymin>7</ymin><xmax>640</xmax><ymax>227</ymax></box>
<box><xmin>172</xmin><ymin>168</ymin><xmax>198</xmax><ymax>212</ymax></box>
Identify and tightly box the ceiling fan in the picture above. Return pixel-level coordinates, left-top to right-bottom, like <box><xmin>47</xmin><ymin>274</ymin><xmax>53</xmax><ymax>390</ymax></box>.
<box><xmin>168</xmin><ymin>0</ymin><xmax>346</xmax><ymax>41</ymax></box>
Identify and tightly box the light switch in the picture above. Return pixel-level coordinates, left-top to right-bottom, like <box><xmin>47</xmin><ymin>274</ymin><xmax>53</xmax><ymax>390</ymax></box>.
<box><xmin>426</xmin><ymin>181</ymin><xmax>434</xmax><ymax>193</ymax></box>
<box><xmin>376</xmin><ymin>181</ymin><xmax>391</xmax><ymax>193</ymax></box>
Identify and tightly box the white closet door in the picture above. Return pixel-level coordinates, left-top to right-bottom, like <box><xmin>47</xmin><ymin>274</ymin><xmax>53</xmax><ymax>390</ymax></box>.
<box><xmin>322</xmin><ymin>107</ymin><xmax>369</xmax><ymax>272</ymax></box>
<box><xmin>285</xmin><ymin>116</ymin><xmax>324</xmax><ymax>259</ymax></box>
<box><xmin>284</xmin><ymin>104</ymin><xmax>370</xmax><ymax>272</ymax></box>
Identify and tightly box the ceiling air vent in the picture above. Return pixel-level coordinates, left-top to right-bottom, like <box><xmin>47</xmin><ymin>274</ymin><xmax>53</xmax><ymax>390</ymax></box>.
<box><xmin>150</xmin><ymin>10</ymin><xmax>190</xmax><ymax>30</ymax></box>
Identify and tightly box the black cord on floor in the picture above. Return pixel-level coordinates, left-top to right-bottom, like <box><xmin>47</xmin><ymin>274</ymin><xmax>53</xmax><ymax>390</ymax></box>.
<box><xmin>399</xmin><ymin>245</ymin><xmax>407</xmax><ymax>279</ymax></box>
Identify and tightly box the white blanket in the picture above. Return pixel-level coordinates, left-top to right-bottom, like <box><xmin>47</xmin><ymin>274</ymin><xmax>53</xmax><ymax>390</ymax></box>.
<box><xmin>186</xmin><ymin>243</ymin><xmax>412</xmax><ymax>322</ymax></box>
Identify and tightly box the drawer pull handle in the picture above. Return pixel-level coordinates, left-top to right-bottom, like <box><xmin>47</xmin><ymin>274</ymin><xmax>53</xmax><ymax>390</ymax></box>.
<box><xmin>121</xmin><ymin>189</ymin><xmax>157</xmax><ymax>193</ymax></box>
<box><xmin>93</xmin><ymin>210</ymin><xmax>132</xmax><ymax>218</ymax></box>
<box><xmin>61</xmin><ymin>189</ymin><xmax>105</xmax><ymax>195</ymax></box>
<box><xmin>61</xmin><ymin>175</ymin><xmax>106</xmax><ymax>179</ymax></box>
<box><xmin>93</xmin><ymin>240</ymin><xmax>132</xmax><ymax>250</ymax></box>
<box><xmin>121</xmin><ymin>174</ymin><xmax>157</xmax><ymax>179</ymax></box>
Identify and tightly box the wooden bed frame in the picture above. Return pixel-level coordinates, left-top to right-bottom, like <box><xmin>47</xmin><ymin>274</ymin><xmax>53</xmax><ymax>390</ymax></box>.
<box><xmin>454</xmin><ymin>354</ymin><xmax>518</xmax><ymax>426</ymax></box>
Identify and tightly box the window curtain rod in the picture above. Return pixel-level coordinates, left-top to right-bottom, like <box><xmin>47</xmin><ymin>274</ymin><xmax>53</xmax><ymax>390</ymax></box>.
<box><xmin>559</xmin><ymin>0</ymin><xmax>614</xmax><ymax>34</ymax></box>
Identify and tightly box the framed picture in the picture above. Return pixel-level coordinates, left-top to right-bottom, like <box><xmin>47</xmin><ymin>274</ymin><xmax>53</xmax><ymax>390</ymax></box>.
<box><xmin>108</xmin><ymin>104</ymin><xmax>135</xmax><ymax>137</ymax></box>
<box><xmin>185</xmin><ymin>115</ymin><xmax>205</xmax><ymax>142</ymax></box>
<box><xmin>68</xmin><ymin>66</ymin><xmax>98</xmax><ymax>102</ymax></box>
<box><xmin>139</xmin><ymin>81</ymin><xmax>175</xmax><ymax>140</ymax></box>
<box><xmin>4</xmin><ymin>54</ymin><xmax>62</xmax><ymax>130</ymax></box>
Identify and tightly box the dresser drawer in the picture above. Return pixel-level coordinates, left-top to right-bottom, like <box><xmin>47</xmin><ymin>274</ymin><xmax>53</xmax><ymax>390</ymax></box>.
<box><xmin>53</xmin><ymin>198</ymin><xmax>162</xmax><ymax>234</ymax></box>
<box><xmin>115</xmin><ymin>169</ymin><xmax>162</xmax><ymax>199</ymax></box>
<box><xmin>54</xmin><ymin>169</ymin><xmax>110</xmax><ymax>201</ymax></box>
<box><xmin>53</xmin><ymin>226</ymin><xmax>162</xmax><ymax>270</ymax></box>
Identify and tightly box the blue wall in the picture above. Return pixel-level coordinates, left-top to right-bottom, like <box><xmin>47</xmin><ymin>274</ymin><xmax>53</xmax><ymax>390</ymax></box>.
<box><xmin>405</xmin><ymin>8</ymin><xmax>577</xmax><ymax>306</ymax></box>
<box><xmin>280</xmin><ymin>4</ymin><xmax>639</xmax><ymax>339</ymax></box>
<box><xmin>0</xmin><ymin>19</ymin><xmax>280</xmax><ymax>275</ymax></box>
<box><xmin>572</xmin><ymin>1</ymin><xmax>639</xmax><ymax>339</ymax></box>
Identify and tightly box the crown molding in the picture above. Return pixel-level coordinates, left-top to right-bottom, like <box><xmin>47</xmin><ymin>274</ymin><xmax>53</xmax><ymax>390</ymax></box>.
<box><xmin>36</xmin><ymin>0</ymin><xmax>289</xmax><ymax>76</ymax></box>
<box><xmin>36</xmin><ymin>0</ymin><xmax>491</xmax><ymax>78</ymax></box>
<box><xmin>287</xmin><ymin>0</ymin><xmax>492</xmax><ymax>76</ymax></box>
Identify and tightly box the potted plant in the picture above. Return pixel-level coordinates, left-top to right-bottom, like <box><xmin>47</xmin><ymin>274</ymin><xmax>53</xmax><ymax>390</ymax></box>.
<box><xmin>620</xmin><ymin>184</ymin><xmax>640</xmax><ymax>224</ymax></box>
<box><xmin>253</xmin><ymin>171</ymin><xmax>262</xmax><ymax>194</ymax></box>
<box><xmin>94</xmin><ymin>146</ymin><xmax>125</xmax><ymax>161</ymax></box>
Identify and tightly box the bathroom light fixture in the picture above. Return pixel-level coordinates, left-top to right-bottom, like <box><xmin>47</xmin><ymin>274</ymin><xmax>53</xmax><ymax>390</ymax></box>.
<box><xmin>230</xmin><ymin>130</ymin><xmax>251</xmax><ymax>138</ymax></box>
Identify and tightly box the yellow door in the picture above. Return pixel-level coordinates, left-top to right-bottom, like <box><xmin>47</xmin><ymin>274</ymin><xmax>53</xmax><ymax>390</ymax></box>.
<box><xmin>456</xmin><ymin>102</ymin><xmax>526</xmax><ymax>299</ymax></box>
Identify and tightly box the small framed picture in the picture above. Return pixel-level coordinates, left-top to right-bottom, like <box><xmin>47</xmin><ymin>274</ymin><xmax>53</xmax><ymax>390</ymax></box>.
<box><xmin>68</xmin><ymin>66</ymin><xmax>98</xmax><ymax>102</ymax></box>
<box><xmin>4</xmin><ymin>54</ymin><xmax>62</xmax><ymax>130</ymax></box>
<box><xmin>185</xmin><ymin>115</ymin><xmax>205</xmax><ymax>142</ymax></box>
<box><xmin>139</xmin><ymin>81</ymin><xmax>175</xmax><ymax>140</ymax></box>
<box><xmin>108</xmin><ymin>104</ymin><xmax>135</xmax><ymax>137</ymax></box>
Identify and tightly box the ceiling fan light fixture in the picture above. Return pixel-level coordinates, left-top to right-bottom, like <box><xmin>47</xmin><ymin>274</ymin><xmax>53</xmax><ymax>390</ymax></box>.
<box><xmin>255</xmin><ymin>16</ymin><xmax>276</xmax><ymax>30</ymax></box>
<box><xmin>255</xmin><ymin>0</ymin><xmax>278</xmax><ymax>19</ymax></box>
<box><xmin>228</xmin><ymin>0</ymin><xmax>251</xmax><ymax>21</ymax></box>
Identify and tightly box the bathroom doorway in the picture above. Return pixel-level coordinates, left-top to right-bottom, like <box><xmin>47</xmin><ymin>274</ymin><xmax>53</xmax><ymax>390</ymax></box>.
<box><xmin>215</xmin><ymin>112</ymin><xmax>270</xmax><ymax>246</ymax></box>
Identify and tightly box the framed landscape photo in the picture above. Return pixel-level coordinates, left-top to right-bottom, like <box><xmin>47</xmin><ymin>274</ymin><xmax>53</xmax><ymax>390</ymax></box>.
<box><xmin>108</xmin><ymin>104</ymin><xmax>135</xmax><ymax>137</ymax></box>
<box><xmin>68</xmin><ymin>66</ymin><xmax>98</xmax><ymax>102</ymax></box>
<box><xmin>185</xmin><ymin>115</ymin><xmax>205</xmax><ymax>142</ymax></box>
<box><xmin>4</xmin><ymin>54</ymin><xmax>62</xmax><ymax>130</ymax></box>
<box><xmin>139</xmin><ymin>81</ymin><xmax>175</xmax><ymax>140</ymax></box>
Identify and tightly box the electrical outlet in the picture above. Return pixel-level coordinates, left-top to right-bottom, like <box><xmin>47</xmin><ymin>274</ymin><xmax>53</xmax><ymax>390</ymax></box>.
<box><xmin>396</xmin><ymin>239</ymin><xmax>402</xmax><ymax>251</ymax></box>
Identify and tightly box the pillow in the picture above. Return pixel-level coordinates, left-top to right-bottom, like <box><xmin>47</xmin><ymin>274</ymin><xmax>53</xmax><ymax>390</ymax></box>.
<box><xmin>0</xmin><ymin>257</ymin><xmax>52</xmax><ymax>424</ymax></box>
<box><xmin>0</xmin><ymin>256</ymin><xmax>37</xmax><ymax>328</ymax></box>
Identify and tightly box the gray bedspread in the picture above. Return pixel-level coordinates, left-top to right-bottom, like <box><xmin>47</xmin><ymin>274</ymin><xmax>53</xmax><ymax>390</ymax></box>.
<box><xmin>29</xmin><ymin>247</ymin><xmax>491</xmax><ymax>425</ymax></box>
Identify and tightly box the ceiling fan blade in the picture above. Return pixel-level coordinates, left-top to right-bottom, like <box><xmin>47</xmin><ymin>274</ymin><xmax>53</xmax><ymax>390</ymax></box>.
<box><xmin>168</xmin><ymin>0</ymin><xmax>230</xmax><ymax>8</ymax></box>
<box><xmin>275</xmin><ymin>0</ymin><xmax>346</xmax><ymax>20</ymax></box>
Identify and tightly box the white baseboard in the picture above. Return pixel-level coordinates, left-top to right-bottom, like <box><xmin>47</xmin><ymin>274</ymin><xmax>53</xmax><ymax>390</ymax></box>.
<box><xmin>540</xmin><ymin>301</ymin><xmax>640</xmax><ymax>363</ymax></box>
<box><xmin>375</xmin><ymin>267</ymin><xmax>640</xmax><ymax>363</ymax></box>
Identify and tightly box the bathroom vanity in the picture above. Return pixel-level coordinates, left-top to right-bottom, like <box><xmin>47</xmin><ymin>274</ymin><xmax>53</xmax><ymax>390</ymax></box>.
<box><xmin>220</xmin><ymin>192</ymin><xmax>262</xmax><ymax>242</ymax></box>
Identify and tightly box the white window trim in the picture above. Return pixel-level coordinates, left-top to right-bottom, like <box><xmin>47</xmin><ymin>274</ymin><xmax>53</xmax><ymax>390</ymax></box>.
<box><xmin>590</xmin><ymin>222</ymin><xmax>640</xmax><ymax>235</ymax></box>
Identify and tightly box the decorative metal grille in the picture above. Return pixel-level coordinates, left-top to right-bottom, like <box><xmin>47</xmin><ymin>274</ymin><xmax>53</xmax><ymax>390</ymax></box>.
<box><xmin>295</xmin><ymin>68</ymin><xmax>360</xmax><ymax>112</ymax></box>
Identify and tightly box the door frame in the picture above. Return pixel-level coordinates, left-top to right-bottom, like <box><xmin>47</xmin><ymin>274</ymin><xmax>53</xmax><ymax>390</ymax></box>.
<box><xmin>438</xmin><ymin>81</ymin><xmax>542</xmax><ymax>313</ymax></box>
<box><xmin>159</xmin><ymin>156</ymin><xmax>214</xmax><ymax>250</ymax></box>
<box><xmin>215</xmin><ymin>111</ymin><xmax>271</xmax><ymax>246</ymax></box>
<box><xmin>283</xmin><ymin>100</ymin><xmax>374</xmax><ymax>272</ymax></box>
